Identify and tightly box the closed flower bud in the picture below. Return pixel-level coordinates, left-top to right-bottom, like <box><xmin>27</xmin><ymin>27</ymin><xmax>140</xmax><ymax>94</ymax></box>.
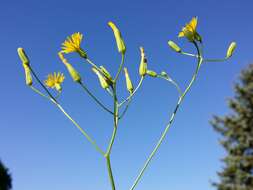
<box><xmin>139</xmin><ymin>47</ymin><xmax>147</xmax><ymax>76</ymax></box>
<box><xmin>65</xmin><ymin>63</ymin><xmax>81</xmax><ymax>83</ymax></box>
<box><xmin>17</xmin><ymin>48</ymin><xmax>30</xmax><ymax>66</ymax></box>
<box><xmin>58</xmin><ymin>52</ymin><xmax>81</xmax><ymax>83</ymax></box>
<box><xmin>92</xmin><ymin>68</ymin><xmax>109</xmax><ymax>89</ymax></box>
<box><xmin>147</xmin><ymin>70</ymin><xmax>157</xmax><ymax>77</ymax></box>
<box><xmin>100</xmin><ymin>66</ymin><xmax>113</xmax><ymax>84</ymax></box>
<box><xmin>226</xmin><ymin>42</ymin><xmax>236</xmax><ymax>58</ymax></box>
<box><xmin>108</xmin><ymin>21</ymin><xmax>126</xmax><ymax>54</ymax></box>
<box><xmin>124</xmin><ymin>67</ymin><xmax>134</xmax><ymax>93</ymax></box>
<box><xmin>168</xmin><ymin>41</ymin><xmax>181</xmax><ymax>53</ymax></box>
<box><xmin>23</xmin><ymin>64</ymin><xmax>32</xmax><ymax>86</ymax></box>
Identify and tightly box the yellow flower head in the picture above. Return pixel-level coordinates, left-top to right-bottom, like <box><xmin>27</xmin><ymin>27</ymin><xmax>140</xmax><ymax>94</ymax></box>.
<box><xmin>178</xmin><ymin>17</ymin><xmax>201</xmax><ymax>42</ymax></box>
<box><xmin>61</xmin><ymin>33</ymin><xmax>86</xmax><ymax>56</ymax></box>
<box><xmin>44</xmin><ymin>72</ymin><xmax>65</xmax><ymax>91</ymax></box>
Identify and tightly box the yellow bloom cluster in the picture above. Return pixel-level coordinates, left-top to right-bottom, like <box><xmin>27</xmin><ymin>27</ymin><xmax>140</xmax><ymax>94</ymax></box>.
<box><xmin>44</xmin><ymin>72</ymin><xmax>65</xmax><ymax>91</ymax></box>
<box><xmin>62</xmin><ymin>32</ymin><xmax>83</xmax><ymax>54</ymax></box>
<box><xmin>178</xmin><ymin>17</ymin><xmax>201</xmax><ymax>42</ymax></box>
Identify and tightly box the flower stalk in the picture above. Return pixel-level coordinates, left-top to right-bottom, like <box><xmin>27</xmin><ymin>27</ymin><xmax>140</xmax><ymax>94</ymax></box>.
<box><xmin>18</xmin><ymin>17</ymin><xmax>235</xmax><ymax>190</ymax></box>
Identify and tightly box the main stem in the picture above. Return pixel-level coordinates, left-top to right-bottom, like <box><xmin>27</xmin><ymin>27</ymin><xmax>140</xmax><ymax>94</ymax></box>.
<box><xmin>106</xmin><ymin>155</ymin><xmax>116</xmax><ymax>190</ymax></box>
<box><xmin>105</xmin><ymin>83</ymin><xmax>118</xmax><ymax>190</ymax></box>
<box><xmin>129</xmin><ymin>42</ymin><xmax>203</xmax><ymax>190</ymax></box>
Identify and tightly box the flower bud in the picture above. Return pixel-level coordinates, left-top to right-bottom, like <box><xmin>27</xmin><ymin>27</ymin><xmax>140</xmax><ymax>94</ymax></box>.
<box><xmin>58</xmin><ymin>52</ymin><xmax>81</xmax><ymax>82</ymax></box>
<box><xmin>124</xmin><ymin>67</ymin><xmax>134</xmax><ymax>94</ymax></box>
<box><xmin>168</xmin><ymin>41</ymin><xmax>181</xmax><ymax>53</ymax></box>
<box><xmin>23</xmin><ymin>64</ymin><xmax>32</xmax><ymax>86</ymax></box>
<box><xmin>100</xmin><ymin>66</ymin><xmax>113</xmax><ymax>84</ymax></box>
<box><xmin>226</xmin><ymin>42</ymin><xmax>236</xmax><ymax>58</ymax></box>
<box><xmin>92</xmin><ymin>68</ymin><xmax>109</xmax><ymax>89</ymax></box>
<box><xmin>139</xmin><ymin>47</ymin><xmax>147</xmax><ymax>76</ymax></box>
<box><xmin>17</xmin><ymin>48</ymin><xmax>30</xmax><ymax>66</ymax></box>
<box><xmin>65</xmin><ymin>63</ymin><xmax>82</xmax><ymax>83</ymax></box>
<box><xmin>108</xmin><ymin>21</ymin><xmax>126</xmax><ymax>54</ymax></box>
<box><xmin>147</xmin><ymin>70</ymin><xmax>157</xmax><ymax>77</ymax></box>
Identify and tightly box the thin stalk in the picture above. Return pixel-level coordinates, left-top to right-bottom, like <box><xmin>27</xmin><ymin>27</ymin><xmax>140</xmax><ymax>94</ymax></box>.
<box><xmin>105</xmin><ymin>83</ymin><xmax>119</xmax><ymax>190</ymax></box>
<box><xmin>204</xmin><ymin>58</ymin><xmax>227</xmax><ymax>62</ymax></box>
<box><xmin>52</xmin><ymin>100</ymin><xmax>105</xmax><ymax>156</ymax></box>
<box><xmin>157</xmin><ymin>76</ymin><xmax>182</xmax><ymax>96</ymax></box>
<box><xmin>106</xmin><ymin>156</ymin><xmax>116</xmax><ymax>190</ymax></box>
<box><xmin>29</xmin><ymin>66</ymin><xmax>105</xmax><ymax>156</ymax></box>
<box><xmin>30</xmin><ymin>86</ymin><xmax>50</xmax><ymax>100</ymax></box>
<box><xmin>119</xmin><ymin>77</ymin><xmax>144</xmax><ymax>107</ymax></box>
<box><xmin>181</xmin><ymin>51</ymin><xmax>199</xmax><ymax>58</ymax></box>
<box><xmin>129</xmin><ymin>41</ymin><xmax>203</xmax><ymax>190</ymax></box>
<box><xmin>79</xmin><ymin>82</ymin><xmax>114</xmax><ymax>115</ymax></box>
<box><xmin>114</xmin><ymin>54</ymin><xmax>125</xmax><ymax>82</ymax></box>
<box><xmin>85</xmin><ymin>58</ymin><xmax>103</xmax><ymax>73</ymax></box>
<box><xmin>106</xmin><ymin>85</ymin><xmax>119</xmax><ymax>155</ymax></box>
<box><xmin>119</xmin><ymin>98</ymin><xmax>132</xmax><ymax>120</ymax></box>
<box><xmin>29</xmin><ymin>67</ymin><xmax>58</xmax><ymax>103</ymax></box>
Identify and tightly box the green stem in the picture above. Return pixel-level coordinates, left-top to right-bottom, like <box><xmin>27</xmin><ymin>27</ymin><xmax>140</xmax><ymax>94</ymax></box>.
<box><xmin>204</xmin><ymin>58</ymin><xmax>227</xmax><ymax>62</ymax></box>
<box><xmin>119</xmin><ymin>77</ymin><xmax>144</xmax><ymax>107</ymax></box>
<box><xmin>30</xmin><ymin>86</ymin><xmax>50</xmax><ymax>100</ymax></box>
<box><xmin>29</xmin><ymin>67</ymin><xmax>58</xmax><ymax>103</ymax></box>
<box><xmin>105</xmin><ymin>83</ymin><xmax>119</xmax><ymax>190</ymax></box>
<box><xmin>52</xmin><ymin>100</ymin><xmax>105</xmax><ymax>156</ymax></box>
<box><xmin>106</xmin><ymin>85</ymin><xmax>119</xmax><ymax>155</ymax></box>
<box><xmin>114</xmin><ymin>54</ymin><xmax>125</xmax><ymax>82</ymax></box>
<box><xmin>85</xmin><ymin>58</ymin><xmax>103</xmax><ymax>72</ymax></box>
<box><xmin>181</xmin><ymin>51</ymin><xmax>199</xmax><ymax>58</ymax></box>
<box><xmin>119</xmin><ymin>98</ymin><xmax>132</xmax><ymax>120</ymax></box>
<box><xmin>129</xmin><ymin>41</ymin><xmax>203</xmax><ymax>190</ymax></box>
<box><xmin>157</xmin><ymin>76</ymin><xmax>182</xmax><ymax>96</ymax></box>
<box><xmin>29</xmin><ymin>66</ymin><xmax>105</xmax><ymax>156</ymax></box>
<box><xmin>106</xmin><ymin>155</ymin><xmax>116</xmax><ymax>190</ymax></box>
<box><xmin>79</xmin><ymin>82</ymin><xmax>114</xmax><ymax>115</ymax></box>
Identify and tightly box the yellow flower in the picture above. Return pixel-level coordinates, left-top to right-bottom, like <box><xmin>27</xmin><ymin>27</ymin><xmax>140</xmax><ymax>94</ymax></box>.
<box><xmin>62</xmin><ymin>33</ymin><xmax>87</xmax><ymax>58</ymax></box>
<box><xmin>178</xmin><ymin>17</ymin><xmax>201</xmax><ymax>42</ymax></box>
<box><xmin>44</xmin><ymin>72</ymin><xmax>65</xmax><ymax>91</ymax></box>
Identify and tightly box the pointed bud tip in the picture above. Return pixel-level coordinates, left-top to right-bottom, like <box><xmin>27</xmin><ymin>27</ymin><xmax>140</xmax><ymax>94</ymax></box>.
<box><xmin>168</xmin><ymin>41</ymin><xmax>181</xmax><ymax>53</ymax></box>
<box><xmin>17</xmin><ymin>47</ymin><xmax>30</xmax><ymax>65</ymax></box>
<box><xmin>226</xmin><ymin>42</ymin><xmax>236</xmax><ymax>58</ymax></box>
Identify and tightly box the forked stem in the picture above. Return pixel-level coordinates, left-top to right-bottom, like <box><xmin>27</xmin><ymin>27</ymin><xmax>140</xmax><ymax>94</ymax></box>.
<box><xmin>129</xmin><ymin>41</ymin><xmax>203</xmax><ymax>190</ymax></box>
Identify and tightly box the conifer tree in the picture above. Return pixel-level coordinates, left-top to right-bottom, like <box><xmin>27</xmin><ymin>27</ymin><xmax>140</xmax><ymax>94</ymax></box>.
<box><xmin>211</xmin><ymin>64</ymin><xmax>253</xmax><ymax>190</ymax></box>
<box><xmin>0</xmin><ymin>160</ymin><xmax>12</xmax><ymax>190</ymax></box>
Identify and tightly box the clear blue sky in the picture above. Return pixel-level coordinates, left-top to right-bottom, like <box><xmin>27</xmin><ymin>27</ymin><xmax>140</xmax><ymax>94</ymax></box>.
<box><xmin>0</xmin><ymin>0</ymin><xmax>252</xmax><ymax>190</ymax></box>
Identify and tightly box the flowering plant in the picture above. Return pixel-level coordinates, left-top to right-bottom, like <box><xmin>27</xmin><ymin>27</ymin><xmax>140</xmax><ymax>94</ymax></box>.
<box><xmin>18</xmin><ymin>17</ymin><xmax>236</xmax><ymax>190</ymax></box>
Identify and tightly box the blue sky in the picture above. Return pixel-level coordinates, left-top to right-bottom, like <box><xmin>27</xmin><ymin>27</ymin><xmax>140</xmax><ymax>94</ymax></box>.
<box><xmin>0</xmin><ymin>0</ymin><xmax>253</xmax><ymax>190</ymax></box>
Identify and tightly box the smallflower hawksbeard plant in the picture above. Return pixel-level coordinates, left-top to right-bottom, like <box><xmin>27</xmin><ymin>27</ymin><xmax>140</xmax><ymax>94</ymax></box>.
<box><xmin>17</xmin><ymin>17</ymin><xmax>236</xmax><ymax>190</ymax></box>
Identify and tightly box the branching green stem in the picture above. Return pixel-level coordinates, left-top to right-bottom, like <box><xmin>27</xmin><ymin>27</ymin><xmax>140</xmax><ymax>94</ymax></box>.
<box><xmin>79</xmin><ymin>82</ymin><xmax>114</xmax><ymax>115</ymax></box>
<box><xmin>119</xmin><ymin>98</ymin><xmax>132</xmax><ymax>120</ymax></box>
<box><xmin>29</xmin><ymin>66</ymin><xmax>105</xmax><ymax>156</ymax></box>
<box><xmin>105</xmin><ymin>53</ymin><xmax>125</xmax><ymax>190</ymax></box>
<box><xmin>119</xmin><ymin>77</ymin><xmax>144</xmax><ymax>107</ymax></box>
<box><xmin>157</xmin><ymin>76</ymin><xmax>182</xmax><ymax>96</ymax></box>
<box><xmin>53</xmin><ymin>100</ymin><xmax>105</xmax><ymax>156</ymax></box>
<box><xmin>129</xmin><ymin>41</ymin><xmax>203</xmax><ymax>190</ymax></box>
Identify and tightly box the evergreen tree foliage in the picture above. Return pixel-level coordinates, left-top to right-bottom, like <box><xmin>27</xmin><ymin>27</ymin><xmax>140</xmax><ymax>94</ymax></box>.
<box><xmin>211</xmin><ymin>64</ymin><xmax>253</xmax><ymax>190</ymax></box>
<box><xmin>0</xmin><ymin>160</ymin><xmax>12</xmax><ymax>190</ymax></box>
